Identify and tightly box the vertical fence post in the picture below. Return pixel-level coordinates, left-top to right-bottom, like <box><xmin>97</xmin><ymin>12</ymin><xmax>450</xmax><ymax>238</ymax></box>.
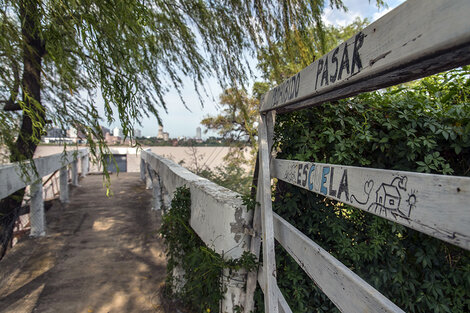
<box><xmin>71</xmin><ymin>159</ymin><xmax>79</xmax><ymax>186</ymax></box>
<box><xmin>81</xmin><ymin>153</ymin><xmax>89</xmax><ymax>177</ymax></box>
<box><xmin>140</xmin><ymin>158</ymin><xmax>146</xmax><ymax>182</ymax></box>
<box><xmin>151</xmin><ymin>170</ymin><xmax>162</xmax><ymax>211</ymax></box>
<box><xmin>59</xmin><ymin>166</ymin><xmax>69</xmax><ymax>203</ymax></box>
<box><xmin>258</xmin><ymin>112</ymin><xmax>279</xmax><ymax>313</ymax></box>
<box><xmin>145</xmin><ymin>164</ymin><xmax>153</xmax><ymax>190</ymax></box>
<box><xmin>30</xmin><ymin>179</ymin><xmax>46</xmax><ymax>237</ymax></box>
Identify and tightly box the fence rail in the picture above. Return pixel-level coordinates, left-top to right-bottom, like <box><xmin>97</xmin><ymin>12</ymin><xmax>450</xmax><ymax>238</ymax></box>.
<box><xmin>0</xmin><ymin>149</ymin><xmax>89</xmax><ymax>237</ymax></box>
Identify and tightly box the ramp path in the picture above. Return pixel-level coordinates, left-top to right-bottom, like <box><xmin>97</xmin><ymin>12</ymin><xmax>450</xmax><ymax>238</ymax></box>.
<box><xmin>0</xmin><ymin>173</ymin><xmax>174</xmax><ymax>313</ymax></box>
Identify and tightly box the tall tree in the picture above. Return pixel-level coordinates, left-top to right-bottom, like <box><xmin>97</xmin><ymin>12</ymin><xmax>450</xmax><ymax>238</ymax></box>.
<box><xmin>0</xmin><ymin>0</ymin><xmax>376</xmax><ymax>255</ymax></box>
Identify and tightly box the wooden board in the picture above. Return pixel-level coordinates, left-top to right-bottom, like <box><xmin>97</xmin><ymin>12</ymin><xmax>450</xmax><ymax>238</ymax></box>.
<box><xmin>258</xmin><ymin>114</ymin><xmax>279</xmax><ymax>313</ymax></box>
<box><xmin>257</xmin><ymin>265</ymin><xmax>293</xmax><ymax>313</ymax></box>
<box><xmin>272</xmin><ymin>158</ymin><xmax>470</xmax><ymax>250</ymax></box>
<box><xmin>0</xmin><ymin>149</ymin><xmax>88</xmax><ymax>200</ymax></box>
<box><xmin>273</xmin><ymin>212</ymin><xmax>404</xmax><ymax>313</ymax></box>
<box><xmin>260</xmin><ymin>0</ymin><xmax>470</xmax><ymax>113</ymax></box>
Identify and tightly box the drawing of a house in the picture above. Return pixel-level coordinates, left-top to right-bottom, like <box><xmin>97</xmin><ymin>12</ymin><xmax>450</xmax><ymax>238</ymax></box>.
<box><xmin>375</xmin><ymin>184</ymin><xmax>401</xmax><ymax>210</ymax></box>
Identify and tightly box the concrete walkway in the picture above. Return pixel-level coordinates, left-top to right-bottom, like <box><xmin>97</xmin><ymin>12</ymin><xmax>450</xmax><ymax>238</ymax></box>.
<box><xmin>0</xmin><ymin>173</ymin><xmax>172</xmax><ymax>313</ymax></box>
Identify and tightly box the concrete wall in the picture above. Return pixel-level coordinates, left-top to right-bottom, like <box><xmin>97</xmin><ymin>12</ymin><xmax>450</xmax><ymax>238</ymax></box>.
<box><xmin>32</xmin><ymin>145</ymin><xmax>252</xmax><ymax>172</ymax></box>
<box><xmin>141</xmin><ymin>151</ymin><xmax>253</xmax><ymax>312</ymax></box>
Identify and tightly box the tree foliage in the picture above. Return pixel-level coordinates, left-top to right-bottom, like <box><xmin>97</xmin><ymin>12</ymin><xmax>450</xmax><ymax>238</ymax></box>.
<box><xmin>0</xmin><ymin>0</ymin><xmax>366</xmax><ymax>257</ymax></box>
<box><xmin>257</xmin><ymin>16</ymin><xmax>370</xmax><ymax>84</ymax></box>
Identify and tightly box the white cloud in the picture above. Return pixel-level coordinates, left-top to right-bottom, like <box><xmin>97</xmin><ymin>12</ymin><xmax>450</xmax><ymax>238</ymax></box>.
<box><xmin>371</xmin><ymin>7</ymin><xmax>393</xmax><ymax>22</ymax></box>
<box><xmin>322</xmin><ymin>7</ymin><xmax>365</xmax><ymax>27</ymax></box>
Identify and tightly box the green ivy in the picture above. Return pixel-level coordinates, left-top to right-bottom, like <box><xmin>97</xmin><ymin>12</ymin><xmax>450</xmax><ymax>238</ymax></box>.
<box><xmin>160</xmin><ymin>186</ymin><xmax>257</xmax><ymax>313</ymax></box>
<box><xmin>255</xmin><ymin>67</ymin><xmax>470</xmax><ymax>312</ymax></box>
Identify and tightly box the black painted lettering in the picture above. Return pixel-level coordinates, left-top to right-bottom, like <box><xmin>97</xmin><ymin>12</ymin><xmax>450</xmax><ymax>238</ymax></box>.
<box><xmin>351</xmin><ymin>32</ymin><xmax>364</xmax><ymax>74</ymax></box>
<box><xmin>294</xmin><ymin>73</ymin><xmax>300</xmax><ymax>97</ymax></box>
<box><xmin>329</xmin><ymin>167</ymin><xmax>337</xmax><ymax>197</ymax></box>
<box><xmin>330</xmin><ymin>47</ymin><xmax>339</xmax><ymax>83</ymax></box>
<box><xmin>302</xmin><ymin>164</ymin><xmax>308</xmax><ymax>187</ymax></box>
<box><xmin>337</xmin><ymin>169</ymin><xmax>349</xmax><ymax>201</ymax></box>
<box><xmin>297</xmin><ymin>164</ymin><xmax>302</xmax><ymax>185</ymax></box>
<box><xmin>315</xmin><ymin>59</ymin><xmax>324</xmax><ymax>90</ymax></box>
<box><xmin>338</xmin><ymin>43</ymin><xmax>350</xmax><ymax>80</ymax></box>
<box><xmin>321</xmin><ymin>57</ymin><xmax>329</xmax><ymax>87</ymax></box>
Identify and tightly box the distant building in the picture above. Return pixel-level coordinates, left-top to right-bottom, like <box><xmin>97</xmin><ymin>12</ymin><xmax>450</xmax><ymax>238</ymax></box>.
<box><xmin>66</xmin><ymin>127</ymin><xmax>87</xmax><ymax>143</ymax></box>
<box><xmin>43</xmin><ymin>127</ymin><xmax>72</xmax><ymax>144</ymax></box>
<box><xmin>196</xmin><ymin>127</ymin><xmax>202</xmax><ymax>140</ymax></box>
<box><xmin>105</xmin><ymin>132</ymin><xmax>122</xmax><ymax>145</ymax></box>
<box><xmin>67</xmin><ymin>128</ymin><xmax>77</xmax><ymax>138</ymax></box>
<box><xmin>46</xmin><ymin>127</ymin><xmax>64</xmax><ymax>138</ymax></box>
<box><xmin>163</xmin><ymin>132</ymin><xmax>169</xmax><ymax>141</ymax></box>
<box><xmin>101</xmin><ymin>126</ymin><xmax>110</xmax><ymax>138</ymax></box>
<box><xmin>113</xmin><ymin>127</ymin><xmax>122</xmax><ymax>137</ymax></box>
<box><xmin>157</xmin><ymin>125</ymin><xmax>164</xmax><ymax>139</ymax></box>
<box><xmin>134</xmin><ymin>129</ymin><xmax>142</xmax><ymax>137</ymax></box>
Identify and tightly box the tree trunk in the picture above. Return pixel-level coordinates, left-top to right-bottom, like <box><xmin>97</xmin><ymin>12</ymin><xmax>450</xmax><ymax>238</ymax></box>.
<box><xmin>0</xmin><ymin>0</ymin><xmax>45</xmax><ymax>259</ymax></box>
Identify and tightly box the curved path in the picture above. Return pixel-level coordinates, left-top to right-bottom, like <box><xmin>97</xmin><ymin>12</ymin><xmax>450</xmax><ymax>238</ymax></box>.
<box><xmin>0</xmin><ymin>173</ymin><xmax>171</xmax><ymax>313</ymax></box>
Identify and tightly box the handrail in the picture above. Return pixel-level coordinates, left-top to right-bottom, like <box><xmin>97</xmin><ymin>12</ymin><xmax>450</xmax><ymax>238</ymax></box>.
<box><xmin>0</xmin><ymin>148</ymin><xmax>89</xmax><ymax>237</ymax></box>
<box><xmin>140</xmin><ymin>150</ymin><xmax>253</xmax><ymax>312</ymax></box>
<box><xmin>0</xmin><ymin>149</ymin><xmax>88</xmax><ymax>200</ymax></box>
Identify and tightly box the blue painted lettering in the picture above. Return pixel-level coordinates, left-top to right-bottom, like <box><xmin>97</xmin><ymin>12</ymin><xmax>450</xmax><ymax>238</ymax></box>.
<box><xmin>308</xmin><ymin>165</ymin><xmax>315</xmax><ymax>190</ymax></box>
<box><xmin>321</xmin><ymin>167</ymin><xmax>330</xmax><ymax>195</ymax></box>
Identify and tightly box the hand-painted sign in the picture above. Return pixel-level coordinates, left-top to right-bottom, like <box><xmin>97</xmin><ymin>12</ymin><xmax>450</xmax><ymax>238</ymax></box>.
<box><xmin>272</xmin><ymin>158</ymin><xmax>470</xmax><ymax>250</ymax></box>
<box><xmin>260</xmin><ymin>0</ymin><xmax>470</xmax><ymax>113</ymax></box>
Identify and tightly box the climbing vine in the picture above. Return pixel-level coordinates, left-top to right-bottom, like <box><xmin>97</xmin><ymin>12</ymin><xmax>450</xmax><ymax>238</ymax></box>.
<box><xmin>254</xmin><ymin>67</ymin><xmax>470</xmax><ymax>312</ymax></box>
<box><xmin>160</xmin><ymin>186</ymin><xmax>257</xmax><ymax>313</ymax></box>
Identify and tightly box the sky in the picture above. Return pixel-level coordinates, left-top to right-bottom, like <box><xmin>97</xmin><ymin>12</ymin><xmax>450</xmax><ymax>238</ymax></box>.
<box><xmin>107</xmin><ymin>0</ymin><xmax>405</xmax><ymax>139</ymax></box>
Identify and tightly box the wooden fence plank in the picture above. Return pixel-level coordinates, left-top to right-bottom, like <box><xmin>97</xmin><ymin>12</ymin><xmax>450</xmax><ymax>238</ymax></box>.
<box><xmin>257</xmin><ymin>265</ymin><xmax>293</xmax><ymax>313</ymax></box>
<box><xmin>273</xmin><ymin>212</ymin><xmax>405</xmax><ymax>313</ymax></box>
<box><xmin>272</xmin><ymin>158</ymin><xmax>470</xmax><ymax>250</ymax></box>
<box><xmin>258</xmin><ymin>114</ymin><xmax>279</xmax><ymax>313</ymax></box>
<box><xmin>260</xmin><ymin>0</ymin><xmax>470</xmax><ymax>113</ymax></box>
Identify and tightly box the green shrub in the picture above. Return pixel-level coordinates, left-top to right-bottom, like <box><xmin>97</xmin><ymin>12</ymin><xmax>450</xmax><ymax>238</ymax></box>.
<box><xmin>255</xmin><ymin>67</ymin><xmax>470</xmax><ymax>312</ymax></box>
<box><xmin>160</xmin><ymin>186</ymin><xmax>257</xmax><ymax>313</ymax></box>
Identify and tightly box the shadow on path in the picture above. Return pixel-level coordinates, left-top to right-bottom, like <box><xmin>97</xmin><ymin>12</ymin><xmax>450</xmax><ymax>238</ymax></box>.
<box><xmin>0</xmin><ymin>173</ymin><xmax>174</xmax><ymax>313</ymax></box>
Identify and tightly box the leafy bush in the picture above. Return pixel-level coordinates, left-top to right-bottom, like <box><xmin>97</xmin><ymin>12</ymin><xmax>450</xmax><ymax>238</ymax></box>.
<box><xmin>256</xmin><ymin>67</ymin><xmax>470</xmax><ymax>312</ymax></box>
<box><xmin>160</xmin><ymin>186</ymin><xmax>257</xmax><ymax>313</ymax></box>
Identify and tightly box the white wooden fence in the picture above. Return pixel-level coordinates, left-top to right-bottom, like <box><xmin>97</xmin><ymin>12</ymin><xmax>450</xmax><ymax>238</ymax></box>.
<box><xmin>247</xmin><ymin>0</ymin><xmax>470</xmax><ymax>312</ymax></box>
<box><xmin>0</xmin><ymin>149</ymin><xmax>89</xmax><ymax>236</ymax></box>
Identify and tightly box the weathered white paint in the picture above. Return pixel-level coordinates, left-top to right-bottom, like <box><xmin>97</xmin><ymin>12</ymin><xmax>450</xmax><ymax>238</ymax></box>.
<box><xmin>272</xmin><ymin>158</ymin><xmax>470</xmax><ymax>250</ymax></box>
<box><xmin>145</xmin><ymin>163</ymin><xmax>153</xmax><ymax>190</ymax></box>
<box><xmin>30</xmin><ymin>179</ymin><xmax>45</xmax><ymax>237</ymax></box>
<box><xmin>244</xmin><ymin>180</ymin><xmax>262</xmax><ymax>312</ymax></box>
<box><xmin>141</xmin><ymin>151</ymin><xmax>253</xmax><ymax>259</ymax></box>
<box><xmin>108</xmin><ymin>147</ymin><xmax>140</xmax><ymax>155</ymax></box>
<box><xmin>0</xmin><ymin>149</ymin><xmax>88</xmax><ymax>200</ymax></box>
<box><xmin>59</xmin><ymin>166</ymin><xmax>69</xmax><ymax>203</ymax></box>
<box><xmin>151</xmin><ymin>169</ymin><xmax>162</xmax><ymax>211</ymax></box>
<box><xmin>258</xmin><ymin>114</ymin><xmax>279</xmax><ymax>313</ymax></box>
<box><xmin>141</xmin><ymin>151</ymin><xmax>253</xmax><ymax>311</ymax></box>
<box><xmin>257</xmin><ymin>265</ymin><xmax>293</xmax><ymax>313</ymax></box>
<box><xmin>260</xmin><ymin>0</ymin><xmax>470</xmax><ymax>113</ymax></box>
<box><xmin>140</xmin><ymin>158</ymin><xmax>146</xmax><ymax>182</ymax></box>
<box><xmin>81</xmin><ymin>154</ymin><xmax>89</xmax><ymax>177</ymax></box>
<box><xmin>71</xmin><ymin>160</ymin><xmax>79</xmax><ymax>186</ymax></box>
<box><xmin>222</xmin><ymin>268</ymin><xmax>247</xmax><ymax>313</ymax></box>
<box><xmin>273</xmin><ymin>212</ymin><xmax>405</xmax><ymax>313</ymax></box>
